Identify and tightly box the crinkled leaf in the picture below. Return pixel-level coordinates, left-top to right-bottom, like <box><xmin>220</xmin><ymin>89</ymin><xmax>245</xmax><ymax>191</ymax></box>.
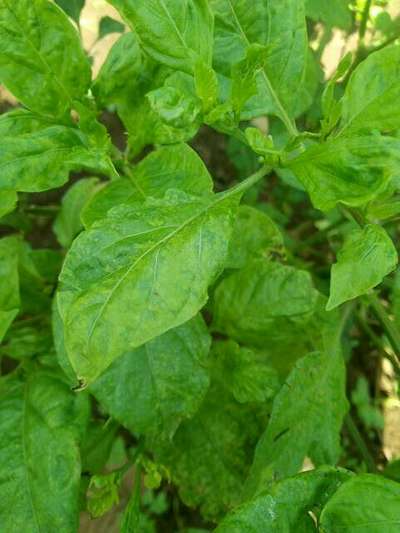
<box><xmin>0</xmin><ymin>125</ymin><xmax>111</xmax><ymax>193</ymax></box>
<box><xmin>108</xmin><ymin>0</ymin><xmax>214</xmax><ymax>74</ymax></box>
<box><xmin>226</xmin><ymin>206</ymin><xmax>283</xmax><ymax>269</ymax></box>
<box><xmin>0</xmin><ymin>0</ymin><xmax>91</xmax><ymax>117</ymax></box>
<box><xmin>154</xmin><ymin>378</ymin><xmax>264</xmax><ymax>520</ymax></box>
<box><xmin>217</xmin><ymin>467</ymin><xmax>352</xmax><ymax>532</ymax></box>
<box><xmin>213</xmin><ymin>259</ymin><xmax>318</xmax><ymax>347</ymax></box>
<box><xmin>0</xmin><ymin>369</ymin><xmax>85</xmax><ymax>532</ymax></box>
<box><xmin>245</xmin><ymin>350</ymin><xmax>348</xmax><ymax>497</ymax></box>
<box><xmin>212</xmin><ymin>340</ymin><xmax>280</xmax><ymax>403</ymax></box>
<box><xmin>327</xmin><ymin>224</ymin><xmax>398</xmax><ymax>310</ymax></box>
<box><xmin>81</xmin><ymin>143</ymin><xmax>213</xmax><ymax>227</ymax></box>
<box><xmin>211</xmin><ymin>0</ymin><xmax>307</xmax><ymax>119</ymax></box>
<box><xmin>288</xmin><ymin>135</ymin><xmax>400</xmax><ymax>212</ymax></box>
<box><xmin>320</xmin><ymin>474</ymin><xmax>400</xmax><ymax>532</ymax></box>
<box><xmin>53</xmin><ymin>177</ymin><xmax>100</xmax><ymax>248</ymax></box>
<box><xmin>58</xmin><ymin>189</ymin><xmax>239</xmax><ymax>385</ymax></box>
<box><xmin>91</xmin><ymin>316</ymin><xmax>210</xmax><ymax>439</ymax></box>
<box><xmin>340</xmin><ymin>46</ymin><xmax>400</xmax><ymax>135</ymax></box>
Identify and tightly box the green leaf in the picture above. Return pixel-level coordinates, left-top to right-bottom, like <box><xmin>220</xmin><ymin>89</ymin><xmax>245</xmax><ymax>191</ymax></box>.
<box><xmin>213</xmin><ymin>340</ymin><xmax>279</xmax><ymax>403</ymax></box>
<box><xmin>217</xmin><ymin>467</ymin><xmax>352</xmax><ymax>532</ymax></box>
<box><xmin>87</xmin><ymin>472</ymin><xmax>121</xmax><ymax>518</ymax></box>
<box><xmin>98</xmin><ymin>15</ymin><xmax>125</xmax><ymax>40</ymax></box>
<box><xmin>55</xmin><ymin>0</ymin><xmax>85</xmax><ymax>24</ymax></box>
<box><xmin>0</xmin><ymin>0</ymin><xmax>91</xmax><ymax>117</ymax></box>
<box><xmin>194</xmin><ymin>61</ymin><xmax>219</xmax><ymax>113</ymax></box>
<box><xmin>211</xmin><ymin>0</ymin><xmax>307</xmax><ymax>121</ymax></box>
<box><xmin>91</xmin><ymin>316</ymin><xmax>211</xmax><ymax>439</ymax></box>
<box><xmin>0</xmin><ymin>190</ymin><xmax>17</xmax><ymax>219</ymax></box>
<box><xmin>306</xmin><ymin>0</ymin><xmax>352</xmax><ymax>30</ymax></box>
<box><xmin>320</xmin><ymin>474</ymin><xmax>400</xmax><ymax>532</ymax></box>
<box><xmin>58</xmin><ymin>189</ymin><xmax>239</xmax><ymax>385</ymax></box>
<box><xmin>81</xmin><ymin>422</ymin><xmax>119</xmax><ymax>475</ymax></box>
<box><xmin>0</xmin><ymin>125</ymin><xmax>111</xmax><ymax>193</ymax></box>
<box><xmin>327</xmin><ymin>224</ymin><xmax>398</xmax><ymax>310</ymax></box>
<box><xmin>154</xmin><ymin>376</ymin><xmax>264</xmax><ymax>520</ymax></box>
<box><xmin>226</xmin><ymin>206</ymin><xmax>283</xmax><ymax>269</ymax></box>
<box><xmin>288</xmin><ymin>135</ymin><xmax>400</xmax><ymax>212</ymax></box>
<box><xmin>244</xmin><ymin>350</ymin><xmax>348</xmax><ymax>497</ymax></box>
<box><xmin>108</xmin><ymin>0</ymin><xmax>214</xmax><ymax>74</ymax></box>
<box><xmin>53</xmin><ymin>178</ymin><xmax>100</xmax><ymax>248</ymax></box>
<box><xmin>81</xmin><ymin>143</ymin><xmax>213</xmax><ymax>227</ymax></box>
<box><xmin>0</xmin><ymin>369</ymin><xmax>84</xmax><ymax>532</ymax></box>
<box><xmin>0</xmin><ymin>236</ymin><xmax>20</xmax><ymax>343</ymax></box>
<box><xmin>213</xmin><ymin>259</ymin><xmax>318</xmax><ymax>347</ymax></box>
<box><xmin>340</xmin><ymin>46</ymin><xmax>400</xmax><ymax>135</ymax></box>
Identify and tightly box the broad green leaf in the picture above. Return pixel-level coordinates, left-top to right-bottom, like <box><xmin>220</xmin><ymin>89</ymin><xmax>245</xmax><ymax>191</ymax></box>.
<box><xmin>211</xmin><ymin>0</ymin><xmax>307</xmax><ymax>119</ymax></box>
<box><xmin>0</xmin><ymin>369</ymin><xmax>84</xmax><ymax>532</ymax></box>
<box><xmin>194</xmin><ymin>61</ymin><xmax>219</xmax><ymax>113</ymax></box>
<box><xmin>212</xmin><ymin>340</ymin><xmax>279</xmax><ymax>403</ymax></box>
<box><xmin>213</xmin><ymin>259</ymin><xmax>318</xmax><ymax>347</ymax></box>
<box><xmin>108</xmin><ymin>0</ymin><xmax>214</xmax><ymax>74</ymax></box>
<box><xmin>98</xmin><ymin>15</ymin><xmax>125</xmax><ymax>40</ymax></box>
<box><xmin>287</xmin><ymin>135</ymin><xmax>400</xmax><ymax>211</ymax></box>
<box><xmin>320</xmin><ymin>474</ymin><xmax>400</xmax><ymax>532</ymax></box>
<box><xmin>217</xmin><ymin>467</ymin><xmax>352</xmax><ymax>532</ymax></box>
<box><xmin>0</xmin><ymin>125</ymin><xmax>111</xmax><ymax>193</ymax></box>
<box><xmin>0</xmin><ymin>190</ymin><xmax>17</xmax><ymax>218</ymax></box>
<box><xmin>91</xmin><ymin>316</ymin><xmax>211</xmax><ymax>439</ymax></box>
<box><xmin>340</xmin><ymin>46</ymin><xmax>400</xmax><ymax>135</ymax></box>
<box><xmin>1</xmin><ymin>324</ymin><xmax>53</xmax><ymax>361</ymax></box>
<box><xmin>327</xmin><ymin>224</ymin><xmax>398</xmax><ymax>310</ymax></box>
<box><xmin>306</xmin><ymin>0</ymin><xmax>352</xmax><ymax>30</ymax></box>
<box><xmin>81</xmin><ymin>421</ymin><xmax>119</xmax><ymax>475</ymax></box>
<box><xmin>81</xmin><ymin>143</ymin><xmax>213</xmax><ymax>227</ymax></box>
<box><xmin>92</xmin><ymin>33</ymin><xmax>143</xmax><ymax>106</ymax></box>
<box><xmin>0</xmin><ymin>236</ymin><xmax>20</xmax><ymax>342</ymax></box>
<box><xmin>154</xmin><ymin>376</ymin><xmax>264</xmax><ymax>520</ymax></box>
<box><xmin>53</xmin><ymin>177</ymin><xmax>100</xmax><ymax>248</ymax></box>
<box><xmin>55</xmin><ymin>0</ymin><xmax>85</xmax><ymax>24</ymax></box>
<box><xmin>58</xmin><ymin>189</ymin><xmax>239</xmax><ymax>385</ymax></box>
<box><xmin>0</xmin><ymin>0</ymin><xmax>91</xmax><ymax>117</ymax></box>
<box><xmin>244</xmin><ymin>350</ymin><xmax>348</xmax><ymax>497</ymax></box>
<box><xmin>0</xmin><ymin>109</ymin><xmax>51</xmax><ymax>137</ymax></box>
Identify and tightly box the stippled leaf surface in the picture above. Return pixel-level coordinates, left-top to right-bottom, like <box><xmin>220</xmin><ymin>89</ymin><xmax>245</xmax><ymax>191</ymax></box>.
<box><xmin>0</xmin><ymin>0</ymin><xmax>91</xmax><ymax>117</ymax></box>
<box><xmin>58</xmin><ymin>189</ymin><xmax>239</xmax><ymax>385</ymax></box>
<box><xmin>327</xmin><ymin>224</ymin><xmax>398</xmax><ymax>310</ymax></box>
<box><xmin>91</xmin><ymin>316</ymin><xmax>211</xmax><ymax>439</ymax></box>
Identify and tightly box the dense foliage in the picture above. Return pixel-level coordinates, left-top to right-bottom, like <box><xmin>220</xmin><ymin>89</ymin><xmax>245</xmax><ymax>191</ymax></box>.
<box><xmin>1</xmin><ymin>0</ymin><xmax>400</xmax><ymax>531</ymax></box>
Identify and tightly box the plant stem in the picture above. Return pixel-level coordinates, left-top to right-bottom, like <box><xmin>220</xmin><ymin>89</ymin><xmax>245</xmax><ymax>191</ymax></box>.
<box><xmin>365</xmin><ymin>292</ymin><xmax>400</xmax><ymax>373</ymax></box>
<box><xmin>345</xmin><ymin>413</ymin><xmax>378</xmax><ymax>473</ymax></box>
<box><xmin>224</xmin><ymin>165</ymin><xmax>271</xmax><ymax>198</ymax></box>
<box><xmin>359</xmin><ymin>0</ymin><xmax>373</xmax><ymax>42</ymax></box>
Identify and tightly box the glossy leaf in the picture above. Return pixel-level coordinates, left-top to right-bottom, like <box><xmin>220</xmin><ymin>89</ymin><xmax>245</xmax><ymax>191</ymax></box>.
<box><xmin>340</xmin><ymin>46</ymin><xmax>400</xmax><ymax>135</ymax></box>
<box><xmin>58</xmin><ymin>189</ymin><xmax>239</xmax><ymax>385</ymax></box>
<box><xmin>0</xmin><ymin>369</ymin><xmax>84</xmax><ymax>532</ymax></box>
<box><xmin>91</xmin><ymin>316</ymin><xmax>211</xmax><ymax>439</ymax></box>
<box><xmin>108</xmin><ymin>0</ymin><xmax>214</xmax><ymax>74</ymax></box>
<box><xmin>245</xmin><ymin>350</ymin><xmax>348</xmax><ymax>497</ymax></box>
<box><xmin>0</xmin><ymin>0</ymin><xmax>91</xmax><ymax>117</ymax></box>
<box><xmin>327</xmin><ymin>224</ymin><xmax>398</xmax><ymax>310</ymax></box>
<box><xmin>288</xmin><ymin>135</ymin><xmax>400</xmax><ymax>211</ymax></box>
<box><xmin>217</xmin><ymin>467</ymin><xmax>352</xmax><ymax>532</ymax></box>
<box><xmin>320</xmin><ymin>474</ymin><xmax>400</xmax><ymax>532</ymax></box>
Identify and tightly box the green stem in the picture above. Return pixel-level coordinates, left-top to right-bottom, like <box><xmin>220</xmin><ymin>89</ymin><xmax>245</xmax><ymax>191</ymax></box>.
<box><xmin>345</xmin><ymin>413</ymin><xmax>378</xmax><ymax>473</ymax></box>
<box><xmin>223</xmin><ymin>165</ymin><xmax>270</xmax><ymax>199</ymax></box>
<box><xmin>365</xmin><ymin>292</ymin><xmax>400</xmax><ymax>373</ymax></box>
<box><xmin>359</xmin><ymin>0</ymin><xmax>373</xmax><ymax>42</ymax></box>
